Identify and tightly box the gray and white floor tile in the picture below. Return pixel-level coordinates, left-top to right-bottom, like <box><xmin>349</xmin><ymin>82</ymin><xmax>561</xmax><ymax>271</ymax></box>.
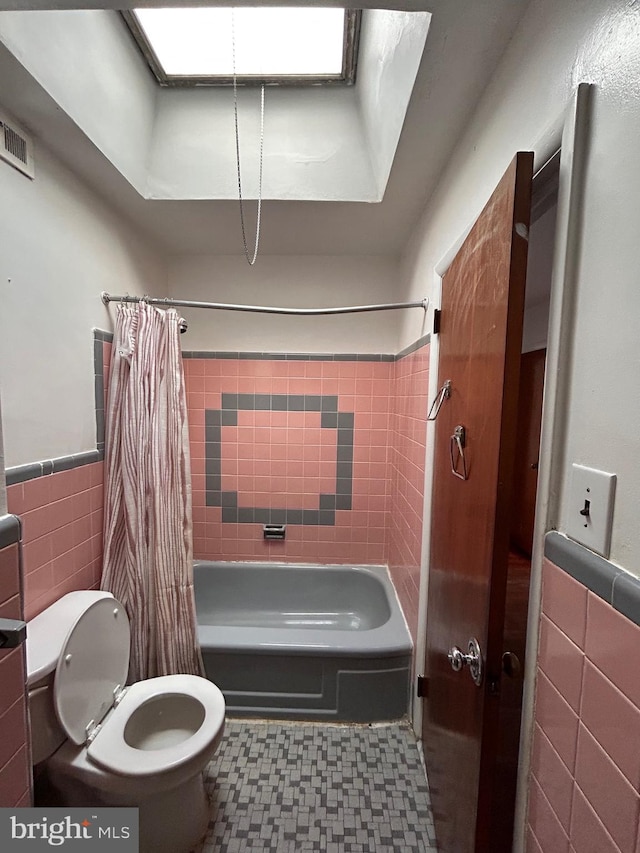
<box><xmin>197</xmin><ymin>719</ymin><xmax>437</xmax><ymax>852</ymax></box>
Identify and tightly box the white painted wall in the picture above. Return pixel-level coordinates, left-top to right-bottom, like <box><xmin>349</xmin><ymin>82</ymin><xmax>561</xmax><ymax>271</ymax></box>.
<box><xmin>356</xmin><ymin>10</ymin><xmax>429</xmax><ymax>197</ymax></box>
<box><xmin>0</xmin><ymin>9</ymin><xmax>427</xmax><ymax>204</ymax></box>
<box><xmin>0</xmin><ymin>10</ymin><xmax>157</xmax><ymax>194</ymax></box>
<box><xmin>0</xmin><ymin>120</ymin><xmax>165</xmax><ymax>469</ymax></box>
<box><xmin>147</xmin><ymin>85</ymin><xmax>376</xmax><ymax>202</ymax></box>
<box><xmin>168</xmin><ymin>254</ymin><xmax>403</xmax><ymax>354</ymax></box>
<box><xmin>400</xmin><ymin>0</ymin><xmax>640</xmax><ymax>575</ymax></box>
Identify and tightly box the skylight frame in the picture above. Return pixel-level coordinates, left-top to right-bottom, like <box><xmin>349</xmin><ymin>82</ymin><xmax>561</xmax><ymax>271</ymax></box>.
<box><xmin>121</xmin><ymin>8</ymin><xmax>361</xmax><ymax>87</ymax></box>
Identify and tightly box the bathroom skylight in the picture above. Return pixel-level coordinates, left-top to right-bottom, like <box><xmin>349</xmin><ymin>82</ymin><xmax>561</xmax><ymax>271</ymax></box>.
<box><xmin>123</xmin><ymin>7</ymin><xmax>360</xmax><ymax>86</ymax></box>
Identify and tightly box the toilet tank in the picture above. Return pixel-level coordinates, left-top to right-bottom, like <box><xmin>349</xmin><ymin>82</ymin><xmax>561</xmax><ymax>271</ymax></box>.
<box><xmin>26</xmin><ymin>591</ymin><xmax>114</xmax><ymax>764</ymax></box>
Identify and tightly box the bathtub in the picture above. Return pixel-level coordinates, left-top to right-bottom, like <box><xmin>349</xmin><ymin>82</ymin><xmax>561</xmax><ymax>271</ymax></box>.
<box><xmin>194</xmin><ymin>561</ymin><xmax>413</xmax><ymax>722</ymax></box>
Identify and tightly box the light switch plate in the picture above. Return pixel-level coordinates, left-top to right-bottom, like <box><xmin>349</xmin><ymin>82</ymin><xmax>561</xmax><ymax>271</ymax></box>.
<box><xmin>566</xmin><ymin>464</ymin><xmax>616</xmax><ymax>558</ymax></box>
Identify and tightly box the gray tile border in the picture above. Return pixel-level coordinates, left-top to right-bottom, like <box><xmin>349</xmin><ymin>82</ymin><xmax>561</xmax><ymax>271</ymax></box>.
<box><xmin>0</xmin><ymin>514</ymin><xmax>21</xmax><ymax>549</ymax></box>
<box><xmin>7</xmin><ymin>332</ymin><xmax>431</xmax><ymax>488</ymax></box>
<box><xmin>6</xmin><ymin>449</ymin><xmax>105</xmax><ymax>485</ymax></box>
<box><xmin>207</xmin><ymin>394</ymin><xmax>353</xmax><ymax>525</ymax></box>
<box><xmin>94</xmin><ymin>329</ymin><xmax>110</xmax><ymax>453</ymax></box>
<box><xmin>544</xmin><ymin>530</ymin><xmax>640</xmax><ymax>627</ymax></box>
<box><xmin>611</xmin><ymin>573</ymin><xmax>640</xmax><ymax>627</ymax></box>
<box><xmin>544</xmin><ymin>531</ymin><xmax>624</xmax><ymax>602</ymax></box>
<box><xmin>6</xmin><ymin>462</ymin><xmax>43</xmax><ymax>486</ymax></box>
<box><xmin>93</xmin><ymin>328</ymin><xmax>114</xmax><ymax>343</ymax></box>
<box><xmin>183</xmin><ymin>351</ymin><xmax>396</xmax><ymax>362</ymax></box>
<box><xmin>182</xmin><ymin>332</ymin><xmax>431</xmax><ymax>363</ymax></box>
<box><xmin>395</xmin><ymin>333</ymin><xmax>431</xmax><ymax>361</ymax></box>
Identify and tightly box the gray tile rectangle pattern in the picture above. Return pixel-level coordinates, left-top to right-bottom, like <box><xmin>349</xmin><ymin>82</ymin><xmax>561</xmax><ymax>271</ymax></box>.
<box><xmin>197</xmin><ymin>720</ymin><xmax>436</xmax><ymax>852</ymax></box>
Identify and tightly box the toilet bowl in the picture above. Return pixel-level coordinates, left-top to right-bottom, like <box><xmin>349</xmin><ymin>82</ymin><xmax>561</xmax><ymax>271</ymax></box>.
<box><xmin>26</xmin><ymin>591</ymin><xmax>225</xmax><ymax>853</ymax></box>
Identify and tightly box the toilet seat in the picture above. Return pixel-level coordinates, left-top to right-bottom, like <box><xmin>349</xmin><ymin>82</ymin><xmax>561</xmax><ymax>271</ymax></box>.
<box><xmin>54</xmin><ymin>597</ymin><xmax>130</xmax><ymax>746</ymax></box>
<box><xmin>87</xmin><ymin>675</ymin><xmax>225</xmax><ymax>777</ymax></box>
<box><xmin>53</xmin><ymin>597</ymin><xmax>225</xmax><ymax>778</ymax></box>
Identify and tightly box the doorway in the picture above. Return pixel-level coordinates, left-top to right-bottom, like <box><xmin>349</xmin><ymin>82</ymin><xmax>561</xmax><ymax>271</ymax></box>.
<box><xmin>419</xmin><ymin>153</ymin><xmax>559</xmax><ymax>852</ymax></box>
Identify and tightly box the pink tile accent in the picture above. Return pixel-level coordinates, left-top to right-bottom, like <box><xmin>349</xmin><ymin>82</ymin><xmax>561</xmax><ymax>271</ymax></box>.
<box><xmin>0</xmin><ymin>543</ymin><xmax>20</xmax><ymax>604</ymax></box>
<box><xmin>570</xmin><ymin>784</ymin><xmax>620</xmax><ymax>853</ymax></box>
<box><xmin>10</xmin><ymin>475</ymin><xmax>52</xmax><ymax>514</ymax></box>
<box><xmin>24</xmin><ymin>562</ymin><xmax>54</xmax><ymax>603</ymax></box>
<box><xmin>534</xmin><ymin>670</ymin><xmax>580</xmax><ymax>772</ymax></box>
<box><xmin>538</xmin><ymin>614</ymin><xmax>585</xmax><ymax>713</ymax></box>
<box><xmin>530</xmin><ymin>723</ymin><xmax>575</xmax><ymax>833</ymax></box>
<box><xmin>581</xmin><ymin>659</ymin><xmax>640</xmax><ymax>789</ymax></box>
<box><xmin>0</xmin><ymin>647</ymin><xmax>25</xmax><ymax>720</ymax></box>
<box><xmin>7</xmin><ymin>461</ymin><xmax>105</xmax><ymax>617</ymax></box>
<box><xmin>585</xmin><ymin>591</ymin><xmax>640</xmax><ymax>708</ymax></box>
<box><xmin>531</xmin><ymin>560</ymin><xmax>640</xmax><ymax>852</ymax></box>
<box><xmin>526</xmin><ymin>826</ymin><xmax>544</xmax><ymax>853</ymax></box>
<box><xmin>15</xmin><ymin>789</ymin><xmax>31</xmax><ymax>807</ymax></box>
<box><xmin>541</xmin><ymin>558</ymin><xmax>588</xmax><ymax>649</ymax></box>
<box><xmin>0</xmin><ymin>746</ymin><xmax>31</xmax><ymax>808</ymax></box>
<box><xmin>574</xmin><ymin>723</ymin><xmax>640</xmax><ymax>852</ymax></box>
<box><xmin>184</xmin><ymin>352</ymin><xmax>425</xmax><ymax>613</ymax></box>
<box><xmin>0</xmin><ymin>696</ymin><xmax>28</xmax><ymax>772</ymax></box>
<box><xmin>528</xmin><ymin>776</ymin><xmax>570</xmax><ymax>853</ymax></box>
<box><xmin>49</xmin><ymin>468</ymin><xmax>79</xmax><ymax>501</ymax></box>
<box><xmin>0</xmin><ymin>595</ymin><xmax>21</xmax><ymax>620</ymax></box>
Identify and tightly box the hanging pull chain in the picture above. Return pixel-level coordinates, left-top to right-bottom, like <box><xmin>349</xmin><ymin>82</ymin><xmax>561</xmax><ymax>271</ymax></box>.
<box><xmin>232</xmin><ymin>9</ymin><xmax>264</xmax><ymax>266</ymax></box>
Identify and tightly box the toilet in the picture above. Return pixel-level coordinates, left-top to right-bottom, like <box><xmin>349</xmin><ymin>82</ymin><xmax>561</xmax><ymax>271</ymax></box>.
<box><xmin>26</xmin><ymin>590</ymin><xmax>226</xmax><ymax>853</ymax></box>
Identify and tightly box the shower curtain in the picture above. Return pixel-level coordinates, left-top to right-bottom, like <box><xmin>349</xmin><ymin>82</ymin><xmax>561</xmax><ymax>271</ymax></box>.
<box><xmin>101</xmin><ymin>302</ymin><xmax>204</xmax><ymax>682</ymax></box>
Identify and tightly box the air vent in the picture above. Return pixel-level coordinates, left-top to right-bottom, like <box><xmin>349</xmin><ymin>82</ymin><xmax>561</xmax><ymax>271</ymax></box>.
<box><xmin>0</xmin><ymin>113</ymin><xmax>34</xmax><ymax>179</ymax></box>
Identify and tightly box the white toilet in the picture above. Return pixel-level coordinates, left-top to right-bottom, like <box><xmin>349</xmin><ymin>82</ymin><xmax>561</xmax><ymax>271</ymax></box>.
<box><xmin>26</xmin><ymin>590</ymin><xmax>225</xmax><ymax>853</ymax></box>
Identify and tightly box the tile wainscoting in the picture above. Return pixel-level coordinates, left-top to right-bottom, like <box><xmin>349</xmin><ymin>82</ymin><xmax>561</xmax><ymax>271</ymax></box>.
<box><xmin>0</xmin><ymin>516</ymin><xmax>31</xmax><ymax>806</ymax></box>
<box><xmin>529</xmin><ymin>532</ymin><xmax>640</xmax><ymax>853</ymax></box>
<box><xmin>184</xmin><ymin>337</ymin><xmax>429</xmax><ymax>646</ymax></box>
<box><xmin>5</xmin><ymin>332</ymin><xmax>110</xmax><ymax>620</ymax></box>
<box><xmin>4</xmin><ymin>330</ymin><xmax>428</xmax><ymax>647</ymax></box>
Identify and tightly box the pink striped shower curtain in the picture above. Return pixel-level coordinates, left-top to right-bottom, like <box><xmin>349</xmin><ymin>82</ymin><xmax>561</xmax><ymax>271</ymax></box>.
<box><xmin>101</xmin><ymin>302</ymin><xmax>204</xmax><ymax>682</ymax></box>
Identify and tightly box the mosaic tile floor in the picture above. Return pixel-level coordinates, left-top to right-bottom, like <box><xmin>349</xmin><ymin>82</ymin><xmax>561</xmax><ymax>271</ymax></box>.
<box><xmin>197</xmin><ymin>719</ymin><xmax>437</xmax><ymax>853</ymax></box>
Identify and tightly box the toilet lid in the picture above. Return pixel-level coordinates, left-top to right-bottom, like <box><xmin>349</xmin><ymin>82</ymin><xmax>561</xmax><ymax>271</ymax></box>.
<box><xmin>54</xmin><ymin>597</ymin><xmax>130</xmax><ymax>745</ymax></box>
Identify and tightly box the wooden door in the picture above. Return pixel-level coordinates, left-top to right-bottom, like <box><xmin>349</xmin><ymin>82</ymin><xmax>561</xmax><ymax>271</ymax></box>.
<box><xmin>422</xmin><ymin>153</ymin><xmax>533</xmax><ymax>853</ymax></box>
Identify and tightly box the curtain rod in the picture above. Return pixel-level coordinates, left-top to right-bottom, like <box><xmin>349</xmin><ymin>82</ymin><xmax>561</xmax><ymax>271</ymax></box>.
<box><xmin>101</xmin><ymin>292</ymin><xmax>429</xmax><ymax>317</ymax></box>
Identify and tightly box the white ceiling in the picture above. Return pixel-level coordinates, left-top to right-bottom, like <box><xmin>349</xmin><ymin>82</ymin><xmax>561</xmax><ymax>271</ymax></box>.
<box><xmin>0</xmin><ymin>1</ymin><xmax>530</xmax><ymax>257</ymax></box>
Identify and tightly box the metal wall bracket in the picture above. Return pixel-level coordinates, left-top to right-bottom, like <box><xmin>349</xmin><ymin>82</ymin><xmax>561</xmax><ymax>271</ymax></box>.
<box><xmin>427</xmin><ymin>380</ymin><xmax>451</xmax><ymax>421</ymax></box>
<box><xmin>416</xmin><ymin>674</ymin><xmax>428</xmax><ymax>698</ymax></box>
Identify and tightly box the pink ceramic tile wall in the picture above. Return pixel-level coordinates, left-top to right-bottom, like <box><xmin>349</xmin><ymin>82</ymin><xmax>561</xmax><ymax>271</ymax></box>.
<box><xmin>5</xmin><ymin>336</ymin><xmax>427</xmax><ymax>660</ymax></box>
<box><xmin>0</xmin><ymin>542</ymin><xmax>31</xmax><ymax>806</ymax></box>
<box><xmin>386</xmin><ymin>344</ymin><xmax>429</xmax><ymax>645</ymax></box>
<box><xmin>186</xmin><ymin>357</ymin><xmax>392</xmax><ymax>565</ymax></box>
<box><xmin>528</xmin><ymin>557</ymin><xmax>640</xmax><ymax>853</ymax></box>
<box><xmin>6</xmin><ymin>462</ymin><xmax>104</xmax><ymax>621</ymax></box>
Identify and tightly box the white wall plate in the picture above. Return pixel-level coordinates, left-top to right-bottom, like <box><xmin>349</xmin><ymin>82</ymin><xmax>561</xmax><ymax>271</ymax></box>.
<box><xmin>566</xmin><ymin>464</ymin><xmax>616</xmax><ymax>558</ymax></box>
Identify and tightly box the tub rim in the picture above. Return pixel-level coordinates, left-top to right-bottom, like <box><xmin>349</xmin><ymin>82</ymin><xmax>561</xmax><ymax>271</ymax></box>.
<box><xmin>194</xmin><ymin>561</ymin><xmax>413</xmax><ymax>659</ymax></box>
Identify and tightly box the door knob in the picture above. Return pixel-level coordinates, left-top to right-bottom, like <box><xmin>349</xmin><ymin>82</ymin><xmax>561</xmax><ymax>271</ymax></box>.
<box><xmin>447</xmin><ymin>637</ymin><xmax>483</xmax><ymax>686</ymax></box>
